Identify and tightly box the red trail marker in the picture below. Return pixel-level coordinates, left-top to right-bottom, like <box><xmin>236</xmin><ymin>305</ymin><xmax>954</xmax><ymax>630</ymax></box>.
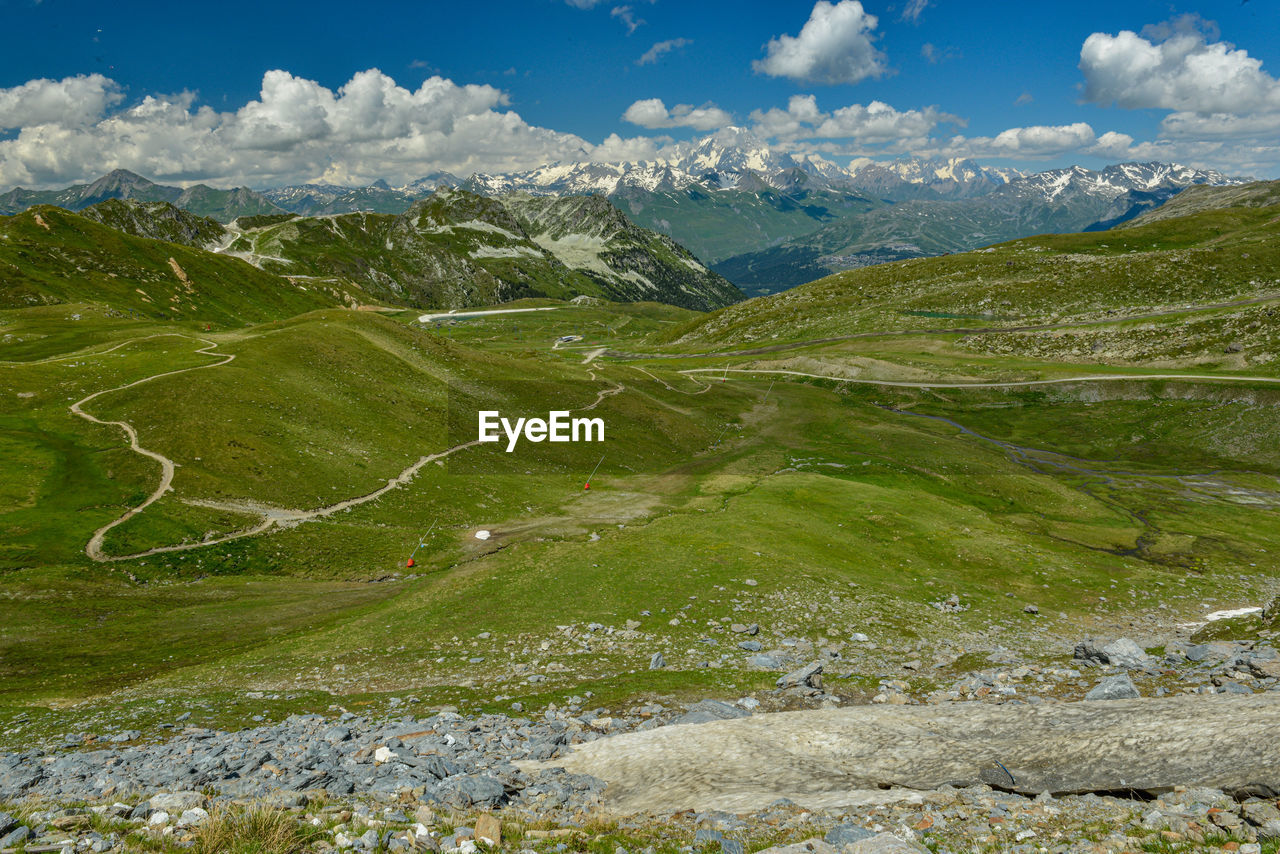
<box><xmin>582</xmin><ymin>454</ymin><xmax>605</xmax><ymax>493</ymax></box>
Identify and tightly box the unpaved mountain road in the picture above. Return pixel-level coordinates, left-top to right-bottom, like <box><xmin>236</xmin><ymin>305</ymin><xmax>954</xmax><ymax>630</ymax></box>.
<box><xmin>682</xmin><ymin>366</ymin><xmax>1280</xmax><ymax>389</ymax></box>
<box><xmin>608</xmin><ymin>291</ymin><xmax>1280</xmax><ymax>362</ymax></box>
<box><xmin>529</xmin><ymin>695</ymin><xmax>1280</xmax><ymax>814</ymax></box>
<box><xmin>69</xmin><ymin>336</ymin><xmax>235</xmax><ymax>561</ymax></box>
<box><xmin>62</xmin><ymin>333</ymin><xmax>622</xmax><ymax>561</ymax></box>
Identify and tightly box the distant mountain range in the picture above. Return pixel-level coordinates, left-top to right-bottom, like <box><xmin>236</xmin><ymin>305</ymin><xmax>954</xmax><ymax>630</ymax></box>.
<box><xmin>0</xmin><ymin>170</ymin><xmax>284</xmax><ymax>222</ymax></box>
<box><xmin>0</xmin><ymin>129</ymin><xmax>1246</xmax><ymax>297</ymax></box>
<box><xmin>22</xmin><ymin>188</ymin><xmax>741</xmax><ymax>312</ymax></box>
<box><xmin>713</xmin><ymin>161</ymin><xmax>1243</xmax><ymax>295</ymax></box>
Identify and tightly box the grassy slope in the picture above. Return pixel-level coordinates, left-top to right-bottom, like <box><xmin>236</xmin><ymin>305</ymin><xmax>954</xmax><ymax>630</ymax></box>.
<box><xmin>0</xmin><ymin>206</ymin><xmax>372</xmax><ymax>324</ymax></box>
<box><xmin>1123</xmin><ymin>179</ymin><xmax>1280</xmax><ymax>227</ymax></box>
<box><xmin>2</xmin><ymin>207</ymin><xmax>1279</xmax><ymax>740</ymax></box>
<box><xmin>662</xmin><ymin>201</ymin><xmax>1280</xmax><ymax>352</ymax></box>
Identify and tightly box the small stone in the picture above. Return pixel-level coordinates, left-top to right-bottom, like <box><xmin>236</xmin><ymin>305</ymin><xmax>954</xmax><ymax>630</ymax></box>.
<box><xmin>178</xmin><ymin>808</ymin><xmax>209</xmax><ymax>828</ymax></box>
<box><xmin>1023</xmin><ymin>605</ymin><xmax>1039</xmax><ymax>615</ymax></box>
<box><xmin>474</xmin><ymin>814</ymin><xmax>501</xmax><ymax>846</ymax></box>
<box><xmin>846</xmin><ymin>833</ymin><xmax>929</xmax><ymax>853</ymax></box>
<box><xmin>649</xmin><ymin>652</ymin><xmax>666</xmax><ymax>670</ymax></box>
<box><xmin>1085</xmin><ymin>673</ymin><xmax>1140</xmax><ymax>701</ymax></box>
<box><xmin>825</xmin><ymin>824</ymin><xmax>875</xmax><ymax>846</ymax></box>
<box><xmin>148</xmin><ymin>811</ymin><xmax>171</xmax><ymax>826</ymax></box>
<box><xmin>776</xmin><ymin>661</ymin><xmax>823</xmax><ymax>690</ymax></box>
<box><xmin>148</xmin><ymin>792</ymin><xmax>206</xmax><ymax>812</ymax></box>
<box><xmin>1101</xmin><ymin>638</ymin><xmax>1150</xmax><ymax>669</ymax></box>
<box><xmin>0</xmin><ymin>826</ymin><xmax>31</xmax><ymax>848</ymax></box>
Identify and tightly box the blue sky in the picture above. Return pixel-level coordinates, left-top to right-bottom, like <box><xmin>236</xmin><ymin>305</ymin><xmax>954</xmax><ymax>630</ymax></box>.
<box><xmin>0</xmin><ymin>0</ymin><xmax>1278</xmax><ymax>188</ymax></box>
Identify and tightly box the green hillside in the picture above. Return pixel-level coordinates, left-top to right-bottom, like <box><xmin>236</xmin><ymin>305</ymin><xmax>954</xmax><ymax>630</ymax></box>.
<box><xmin>0</xmin><ymin>206</ymin><xmax>370</xmax><ymax>325</ymax></box>
<box><xmin>80</xmin><ymin>199</ymin><xmax>228</xmax><ymax>248</ymax></box>
<box><xmin>711</xmin><ymin>184</ymin><xmax>1196</xmax><ymax>294</ymax></box>
<box><xmin>669</xmin><ymin>197</ymin><xmax>1280</xmax><ymax>352</ymax></box>
<box><xmin>1122</xmin><ymin>179</ymin><xmax>1280</xmax><ymax>226</ymax></box>
<box><xmin>2</xmin><ymin>193</ymin><xmax>1278</xmax><ymax>753</ymax></box>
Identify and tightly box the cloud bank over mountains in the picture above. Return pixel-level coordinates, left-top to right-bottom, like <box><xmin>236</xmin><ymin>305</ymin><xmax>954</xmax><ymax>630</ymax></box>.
<box><xmin>1</xmin><ymin>3</ymin><xmax>1277</xmax><ymax>190</ymax></box>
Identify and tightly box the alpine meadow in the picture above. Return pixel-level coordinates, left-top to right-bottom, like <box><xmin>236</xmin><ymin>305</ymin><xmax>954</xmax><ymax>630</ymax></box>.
<box><xmin>2</xmin><ymin>2</ymin><xmax>1280</xmax><ymax>852</ymax></box>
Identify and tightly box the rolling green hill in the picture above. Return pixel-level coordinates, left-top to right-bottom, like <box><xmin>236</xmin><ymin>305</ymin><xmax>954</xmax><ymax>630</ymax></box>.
<box><xmin>1121</xmin><ymin>179</ymin><xmax>1280</xmax><ymax>227</ymax></box>
<box><xmin>711</xmin><ymin>179</ymin><xmax>1219</xmax><ymax>295</ymax></box>
<box><xmin>669</xmin><ymin>195</ymin><xmax>1280</xmax><ymax>351</ymax></box>
<box><xmin>3</xmin><ymin>189</ymin><xmax>1279</xmax><ymax>751</ymax></box>
<box><xmin>0</xmin><ymin>206</ymin><xmax>369</xmax><ymax>324</ymax></box>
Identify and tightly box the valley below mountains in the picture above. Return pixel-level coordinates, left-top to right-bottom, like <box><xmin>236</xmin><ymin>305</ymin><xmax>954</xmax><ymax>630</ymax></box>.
<box><xmin>0</xmin><ymin>159</ymin><xmax>1277</xmax><ymax>854</ymax></box>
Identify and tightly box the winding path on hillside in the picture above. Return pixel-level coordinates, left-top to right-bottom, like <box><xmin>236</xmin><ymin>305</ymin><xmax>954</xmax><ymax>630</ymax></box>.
<box><xmin>69</xmin><ymin>335</ymin><xmax>236</xmax><ymax>561</ymax></box>
<box><xmin>610</xmin><ymin>291</ymin><xmax>1280</xmax><ymax>362</ymax></box>
<box><xmin>62</xmin><ymin>333</ymin><xmax>624</xmax><ymax>562</ymax></box>
<box><xmin>51</xmin><ymin>324</ymin><xmax>1280</xmax><ymax>562</ymax></box>
<box><xmin>681</xmin><ymin>366</ymin><xmax>1280</xmax><ymax>389</ymax></box>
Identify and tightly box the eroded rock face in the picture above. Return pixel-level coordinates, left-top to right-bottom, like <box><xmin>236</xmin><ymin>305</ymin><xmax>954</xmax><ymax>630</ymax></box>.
<box><xmin>531</xmin><ymin>695</ymin><xmax>1280</xmax><ymax>814</ymax></box>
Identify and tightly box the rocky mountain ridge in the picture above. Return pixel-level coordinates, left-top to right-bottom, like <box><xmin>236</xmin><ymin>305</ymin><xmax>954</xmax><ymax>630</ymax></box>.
<box><xmin>69</xmin><ymin>189</ymin><xmax>741</xmax><ymax>311</ymax></box>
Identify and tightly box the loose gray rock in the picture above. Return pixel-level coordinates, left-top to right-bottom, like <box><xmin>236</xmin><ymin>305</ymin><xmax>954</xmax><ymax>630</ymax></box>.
<box><xmin>0</xmin><ymin>812</ymin><xmax>15</xmax><ymax>836</ymax></box>
<box><xmin>1218</xmin><ymin>681</ymin><xmax>1255</xmax><ymax>695</ymax></box>
<box><xmin>825</xmin><ymin>824</ymin><xmax>875</xmax><ymax>846</ymax></box>
<box><xmin>776</xmin><ymin>661</ymin><xmax>823</xmax><ymax>690</ymax></box>
<box><xmin>149</xmin><ymin>792</ymin><xmax>206</xmax><ymax>812</ymax></box>
<box><xmin>676</xmin><ymin>701</ymin><xmax>751</xmax><ymax>726</ymax></box>
<box><xmin>649</xmin><ymin>652</ymin><xmax>666</xmax><ymax>670</ymax></box>
<box><xmin>178</xmin><ymin>807</ymin><xmax>209</xmax><ymax>827</ymax></box>
<box><xmin>1184</xmin><ymin>644</ymin><xmax>1212</xmax><ymax>662</ymax></box>
<box><xmin>1085</xmin><ymin>674</ymin><xmax>1141</xmax><ymax>701</ymax></box>
<box><xmin>738</xmin><ymin>641</ymin><xmax>763</xmax><ymax>652</ymax></box>
<box><xmin>1073</xmin><ymin>640</ymin><xmax>1107</xmax><ymax>665</ymax></box>
<box><xmin>538</xmin><ymin>695</ymin><xmax>1280</xmax><ymax>813</ymax></box>
<box><xmin>846</xmin><ymin>833</ymin><xmax>929</xmax><ymax>853</ymax></box>
<box><xmin>0</xmin><ymin>825</ymin><xmax>30</xmax><ymax>848</ymax></box>
<box><xmin>436</xmin><ymin>774</ymin><xmax>506</xmax><ymax>809</ymax></box>
<box><xmin>1102</xmin><ymin>638</ymin><xmax>1151</xmax><ymax>670</ymax></box>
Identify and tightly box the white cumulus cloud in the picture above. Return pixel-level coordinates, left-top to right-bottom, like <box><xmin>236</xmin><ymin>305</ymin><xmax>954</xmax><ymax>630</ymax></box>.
<box><xmin>749</xmin><ymin>95</ymin><xmax>957</xmax><ymax>145</ymax></box>
<box><xmin>622</xmin><ymin>98</ymin><xmax>733</xmax><ymax>131</ymax></box>
<box><xmin>0</xmin><ymin>69</ymin><xmax>632</xmax><ymax>189</ymax></box>
<box><xmin>1080</xmin><ymin>23</ymin><xmax>1280</xmax><ymax>114</ymax></box>
<box><xmin>0</xmin><ymin>73</ymin><xmax>123</xmax><ymax>129</ymax></box>
<box><xmin>753</xmin><ymin>1</ymin><xmax>887</xmax><ymax>86</ymax></box>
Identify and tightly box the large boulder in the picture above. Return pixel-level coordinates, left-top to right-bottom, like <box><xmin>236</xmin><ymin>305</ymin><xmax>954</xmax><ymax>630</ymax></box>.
<box><xmin>529</xmin><ymin>695</ymin><xmax>1280</xmax><ymax>813</ymax></box>
<box><xmin>1085</xmin><ymin>674</ymin><xmax>1141</xmax><ymax>701</ymax></box>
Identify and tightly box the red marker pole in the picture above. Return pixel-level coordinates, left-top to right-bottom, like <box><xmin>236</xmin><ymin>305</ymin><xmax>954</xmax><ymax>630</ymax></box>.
<box><xmin>584</xmin><ymin>454</ymin><xmax>605</xmax><ymax>491</ymax></box>
<box><xmin>404</xmin><ymin>521</ymin><xmax>436</xmax><ymax>568</ymax></box>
